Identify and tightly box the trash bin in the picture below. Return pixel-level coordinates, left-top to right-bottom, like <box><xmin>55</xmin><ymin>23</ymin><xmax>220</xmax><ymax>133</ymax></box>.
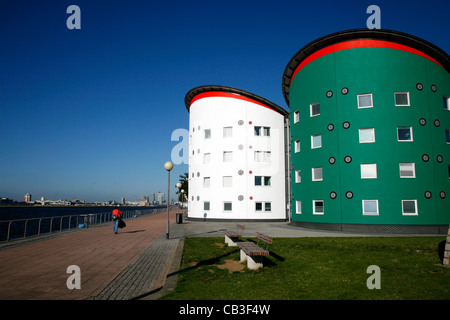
<box><xmin>176</xmin><ymin>213</ymin><xmax>183</xmax><ymax>224</ymax></box>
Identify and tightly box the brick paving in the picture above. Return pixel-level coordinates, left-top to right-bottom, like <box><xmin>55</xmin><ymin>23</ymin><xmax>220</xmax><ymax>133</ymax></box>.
<box><xmin>0</xmin><ymin>210</ymin><xmax>180</xmax><ymax>300</ymax></box>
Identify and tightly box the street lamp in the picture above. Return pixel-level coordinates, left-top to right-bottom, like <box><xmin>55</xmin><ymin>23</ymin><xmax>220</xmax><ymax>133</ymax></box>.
<box><xmin>164</xmin><ymin>161</ymin><xmax>174</xmax><ymax>239</ymax></box>
<box><xmin>180</xmin><ymin>189</ymin><xmax>185</xmax><ymax>216</ymax></box>
<box><xmin>175</xmin><ymin>182</ymin><xmax>182</xmax><ymax>214</ymax></box>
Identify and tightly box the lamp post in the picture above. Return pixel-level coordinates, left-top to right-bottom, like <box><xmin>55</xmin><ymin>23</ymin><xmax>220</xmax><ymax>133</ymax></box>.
<box><xmin>164</xmin><ymin>161</ymin><xmax>174</xmax><ymax>239</ymax></box>
<box><xmin>176</xmin><ymin>182</ymin><xmax>182</xmax><ymax>214</ymax></box>
<box><xmin>180</xmin><ymin>189</ymin><xmax>185</xmax><ymax>216</ymax></box>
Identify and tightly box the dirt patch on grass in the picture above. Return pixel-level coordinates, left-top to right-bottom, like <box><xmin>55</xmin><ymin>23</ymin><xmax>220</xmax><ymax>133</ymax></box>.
<box><xmin>214</xmin><ymin>242</ymin><xmax>225</xmax><ymax>248</ymax></box>
<box><xmin>215</xmin><ymin>259</ymin><xmax>245</xmax><ymax>274</ymax></box>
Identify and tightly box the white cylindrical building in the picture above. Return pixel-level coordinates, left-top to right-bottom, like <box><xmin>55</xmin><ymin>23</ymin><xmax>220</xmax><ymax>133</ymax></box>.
<box><xmin>185</xmin><ymin>85</ymin><xmax>289</xmax><ymax>221</ymax></box>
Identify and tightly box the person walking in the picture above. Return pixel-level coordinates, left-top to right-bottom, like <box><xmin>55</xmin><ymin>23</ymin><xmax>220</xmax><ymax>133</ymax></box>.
<box><xmin>112</xmin><ymin>206</ymin><xmax>123</xmax><ymax>234</ymax></box>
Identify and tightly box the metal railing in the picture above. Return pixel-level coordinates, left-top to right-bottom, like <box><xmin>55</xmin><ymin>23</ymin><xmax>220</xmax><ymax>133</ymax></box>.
<box><xmin>0</xmin><ymin>207</ymin><xmax>174</xmax><ymax>242</ymax></box>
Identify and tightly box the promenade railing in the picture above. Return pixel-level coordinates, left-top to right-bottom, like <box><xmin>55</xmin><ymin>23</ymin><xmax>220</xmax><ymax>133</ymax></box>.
<box><xmin>0</xmin><ymin>207</ymin><xmax>176</xmax><ymax>242</ymax></box>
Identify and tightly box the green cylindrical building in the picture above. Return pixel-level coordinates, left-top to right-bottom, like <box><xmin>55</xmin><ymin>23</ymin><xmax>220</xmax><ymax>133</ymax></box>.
<box><xmin>283</xmin><ymin>29</ymin><xmax>450</xmax><ymax>233</ymax></box>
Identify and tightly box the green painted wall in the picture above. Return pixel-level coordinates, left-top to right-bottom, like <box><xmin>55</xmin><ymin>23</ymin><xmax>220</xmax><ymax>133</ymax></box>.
<box><xmin>290</xmin><ymin>47</ymin><xmax>450</xmax><ymax>226</ymax></box>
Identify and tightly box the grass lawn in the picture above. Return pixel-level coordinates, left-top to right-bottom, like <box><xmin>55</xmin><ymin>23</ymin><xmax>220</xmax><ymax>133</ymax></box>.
<box><xmin>161</xmin><ymin>236</ymin><xmax>449</xmax><ymax>300</ymax></box>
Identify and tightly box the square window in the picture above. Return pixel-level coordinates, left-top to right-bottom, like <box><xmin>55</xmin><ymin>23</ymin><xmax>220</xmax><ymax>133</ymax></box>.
<box><xmin>446</xmin><ymin>129</ymin><xmax>450</xmax><ymax>144</ymax></box>
<box><xmin>313</xmin><ymin>200</ymin><xmax>324</xmax><ymax>214</ymax></box>
<box><xmin>223</xmin><ymin>202</ymin><xmax>232</xmax><ymax>211</ymax></box>
<box><xmin>223</xmin><ymin>126</ymin><xmax>232</xmax><ymax>138</ymax></box>
<box><xmin>255</xmin><ymin>176</ymin><xmax>262</xmax><ymax>186</ymax></box>
<box><xmin>395</xmin><ymin>92</ymin><xmax>410</xmax><ymax>106</ymax></box>
<box><xmin>203</xmin><ymin>177</ymin><xmax>210</xmax><ymax>188</ymax></box>
<box><xmin>223</xmin><ymin>176</ymin><xmax>232</xmax><ymax>187</ymax></box>
<box><xmin>294</xmin><ymin>110</ymin><xmax>300</xmax><ymax>123</ymax></box>
<box><xmin>295</xmin><ymin>140</ymin><xmax>300</xmax><ymax>153</ymax></box>
<box><xmin>311</xmin><ymin>134</ymin><xmax>322</xmax><ymax>149</ymax></box>
<box><xmin>264</xmin><ymin>176</ymin><xmax>271</xmax><ymax>186</ymax></box>
<box><xmin>443</xmin><ymin>96</ymin><xmax>449</xmax><ymax>111</ymax></box>
<box><xmin>359</xmin><ymin>128</ymin><xmax>375</xmax><ymax>143</ymax></box>
<box><xmin>358</xmin><ymin>94</ymin><xmax>373</xmax><ymax>108</ymax></box>
<box><xmin>265</xmin><ymin>202</ymin><xmax>271</xmax><ymax>212</ymax></box>
<box><xmin>362</xmin><ymin>200</ymin><xmax>379</xmax><ymax>215</ymax></box>
<box><xmin>295</xmin><ymin>170</ymin><xmax>301</xmax><ymax>183</ymax></box>
<box><xmin>223</xmin><ymin>151</ymin><xmax>232</xmax><ymax>162</ymax></box>
<box><xmin>310</xmin><ymin>103</ymin><xmax>320</xmax><ymax>117</ymax></box>
<box><xmin>312</xmin><ymin>167</ymin><xmax>323</xmax><ymax>181</ymax></box>
<box><xmin>361</xmin><ymin>164</ymin><xmax>377</xmax><ymax>179</ymax></box>
<box><xmin>254</xmin><ymin>126</ymin><xmax>261</xmax><ymax>136</ymax></box>
<box><xmin>255</xmin><ymin>202</ymin><xmax>262</xmax><ymax>212</ymax></box>
<box><xmin>204</xmin><ymin>129</ymin><xmax>211</xmax><ymax>139</ymax></box>
<box><xmin>203</xmin><ymin>153</ymin><xmax>211</xmax><ymax>164</ymax></box>
<box><xmin>402</xmin><ymin>200</ymin><xmax>418</xmax><ymax>215</ymax></box>
<box><xmin>263</xmin><ymin>127</ymin><xmax>270</xmax><ymax>136</ymax></box>
<box><xmin>397</xmin><ymin>127</ymin><xmax>413</xmax><ymax>141</ymax></box>
<box><xmin>263</xmin><ymin>151</ymin><xmax>271</xmax><ymax>162</ymax></box>
<box><xmin>204</xmin><ymin>201</ymin><xmax>210</xmax><ymax>211</ymax></box>
<box><xmin>296</xmin><ymin>200</ymin><xmax>302</xmax><ymax>214</ymax></box>
<box><xmin>399</xmin><ymin>163</ymin><xmax>416</xmax><ymax>178</ymax></box>
<box><xmin>254</xmin><ymin>151</ymin><xmax>262</xmax><ymax>162</ymax></box>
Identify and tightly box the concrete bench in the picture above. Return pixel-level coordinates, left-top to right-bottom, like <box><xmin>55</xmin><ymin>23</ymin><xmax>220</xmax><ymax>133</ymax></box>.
<box><xmin>237</xmin><ymin>232</ymin><xmax>273</xmax><ymax>270</ymax></box>
<box><xmin>224</xmin><ymin>224</ymin><xmax>245</xmax><ymax>246</ymax></box>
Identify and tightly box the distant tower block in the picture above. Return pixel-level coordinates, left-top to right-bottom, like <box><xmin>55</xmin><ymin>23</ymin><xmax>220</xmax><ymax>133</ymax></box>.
<box><xmin>185</xmin><ymin>85</ymin><xmax>289</xmax><ymax>221</ymax></box>
<box><xmin>283</xmin><ymin>29</ymin><xmax>450</xmax><ymax>233</ymax></box>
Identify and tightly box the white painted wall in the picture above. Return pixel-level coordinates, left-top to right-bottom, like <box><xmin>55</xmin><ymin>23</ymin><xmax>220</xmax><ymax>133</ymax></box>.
<box><xmin>188</xmin><ymin>94</ymin><xmax>286</xmax><ymax>220</ymax></box>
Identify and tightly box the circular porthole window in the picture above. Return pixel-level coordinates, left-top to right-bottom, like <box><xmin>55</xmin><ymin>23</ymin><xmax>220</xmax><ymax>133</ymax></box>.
<box><xmin>416</xmin><ymin>83</ymin><xmax>423</xmax><ymax>91</ymax></box>
<box><xmin>326</xmin><ymin>90</ymin><xmax>333</xmax><ymax>98</ymax></box>
<box><xmin>330</xmin><ymin>192</ymin><xmax>337</xmax><ymax>199</ymax></box>
<box><xmin>238</xmin><ymin>170</ymin><xmax>244</xmax><ymax>175</ymax></box>
<box><xmin>344</xmin><ymin>156</ymin><xmax>352</xmax><ymax>163</ymax></box>
<box><xmin>238</xmin><ymin>120</ymin><xmax>244</xmax><ymax>125</ymax></box>
<box><xmin>346</xmin><ymin>191</ymin><xmax>353</xmax><ymax>199</ymax></box>
<box><xmin>425</xmin><ymin>191</ymin><xmax>432</xmax><ymax>199</ymax></box>
<box><xmin>329</xmin><ymin>157</ymin><xmax>336</xmax><ymax>164</ymax></box>
<box><xmin>437</xmin><ymin>155</ymin><xmax>443</xmax><ymax>163</ymax></box>
<box><xmin>197</xmin><ymin>172</ymin><xmax>200</xmax><ymax>177</ymax></box>
<box><xmin>434</xmin><ymin>119</ymin><xmax>440</xmax><ymax>127</ymax></box>
<box><xmin>327</xmin><ymin>124</ymin><xmax>334</xmax><ymax>131</ymax></box>
<box><xmin>238</xmin><ymin>195</ymin><xmax>244</xmax><ymax>201</ymax></box>
<box><xmin>419</xmin><ymin>118</ymin><xmax>426</xmax><ymax>126</ymax></box>
<box><xmin>440</xmin><ymin>191</ymin><xmax>446</xmax><ymax>199</ymax></box>
<box><xmin>238</xmin><ymin>144</ymin><xmax>244</xmax><ymax>150</ymax></box>
<box><xmin>431</xmin><ymin>85</ymin><xmax>437</xmax><ymax>92</ymax></box>
<box><xmin>341</xmin><ymin>87</ymin><xmax>349</xmax><ymax>95</ymax></box>
<box><xmin>343</xmin><ymin>121</ymin><xmax>350</xmax><ymax>129</ymax></box>
<box><xmin>422</xmin><ymin>154</ymin><xmax>429</xmax><ymax>162</ymax></box>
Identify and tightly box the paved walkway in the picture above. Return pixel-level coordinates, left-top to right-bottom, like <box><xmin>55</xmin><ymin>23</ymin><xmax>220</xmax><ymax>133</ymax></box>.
<box><xmin>0</xmin><ymin>215</ymin><xmax>440</xmax><ymax>300</ymax></box>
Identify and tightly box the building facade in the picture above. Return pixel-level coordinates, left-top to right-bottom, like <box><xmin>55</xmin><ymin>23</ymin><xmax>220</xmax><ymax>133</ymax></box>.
<box><xmin>185</xmin><ymin>85</ymin><xmax>289</xmax><ymax>220</ymax></box>
<box><xmin>283</xmin><ymin>29</ymin><xmax>450</xmax><ymax>233</ymax></box>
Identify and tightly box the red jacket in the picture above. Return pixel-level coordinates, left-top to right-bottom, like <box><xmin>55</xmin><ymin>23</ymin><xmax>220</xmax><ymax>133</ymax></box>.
<box><xmin>112</xmin><ymin>208</ymin><xmax>122</xmax><ymax>219</ymax></box>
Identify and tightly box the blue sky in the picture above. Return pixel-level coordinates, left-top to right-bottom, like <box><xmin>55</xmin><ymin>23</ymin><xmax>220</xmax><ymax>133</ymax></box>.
<box><xmin>0</xmin><ymin>0</ymin><xmax>448</xmax><ymax>202</ymax></box>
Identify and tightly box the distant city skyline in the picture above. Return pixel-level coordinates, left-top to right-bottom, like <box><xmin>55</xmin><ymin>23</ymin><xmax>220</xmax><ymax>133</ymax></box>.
<box><xmin>1</xmin><ymin>0</ymin><xmax>448</xmax><ymax>203</ymax></box>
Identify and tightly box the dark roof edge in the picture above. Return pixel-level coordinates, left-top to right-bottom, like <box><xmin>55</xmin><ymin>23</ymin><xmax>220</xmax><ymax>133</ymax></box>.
<box><xmin>282</xmin><ymin>28</ymin><xmax>450</xmax><ymax>106</ymax></box>
<box><xmin>185</xmin><ymin>85</ymin><xmax>288</xmax><ymax>116</ymax></box>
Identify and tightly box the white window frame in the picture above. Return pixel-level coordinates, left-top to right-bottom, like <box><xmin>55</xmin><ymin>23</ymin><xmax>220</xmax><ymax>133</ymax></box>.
<box><xmin>310</xmin><ymin>103</ymin><xmax>320</xmax><ymax>117</ymax></box>
<box><xmin>360</xmin><ymin>163</ymin><xmax>377</xmax><ymax>179</ymax></box>
<box><xmin>204</xmin><ymin>129</ymin><xmax>211</xmax><ymax>139</ymax></box>
<box><xmin>313</xmin><ymin>200</ymin><xmax>324</xmax><ymax>215</ymax></box>
<box><xmin>203</xmin><ymin>153</ymin><xmax>211</xmax><ymax>164</ymax></box>
<box><xmin>312</xmin><ymin>167</ymin><xmax>323</xmax><ymax>181</ymax></box>
<box><xmin>223</xmin><ymin>151</ymin><xmax>233</xmax><ymax>162</ymax></box>
<box><xmin>444</xmin><ymin>96</ymin><xmax>450</xmax><ymax>111</ymax></box>
<box><xmin>255</xmin><ymin>176</ymin><xmax>271</xmax><ymax>186</ymax></box>
<box><xmin>397</xmin><ymin>127</ymin><xmax>413</xmax><ymax>142</ymax></box>
<box><xmin>394</xmin><ymin>92</ymin><xmax>410</xmax><ymax>106</ymax></box>
<box><xmin>223</xmin><ymin>176</ymin><xmax>232</xmax><ymax>187</ymax></box>
<box><xmin>296</xmin><ymin>200</ymin><xmax>302</xmax><ymax>214</ymax></box>
<box><xmin>203</xmin><ymin>201</ymin><xmax>210</xmax><ymax>211</ymax></box>
<box><xmin>359</xmin><ymin>128</ymin><xmax>375</xmax><ymax>143</ymax></box>
<box><xmin>446</xmin><ymin>129</ymin><xmax>450</xmax><ymax>144</ymax></box>
<box><xmin>295</xmin><ymin>170</ymin><xmax>301</xmax><ymax>183</ymax></box>
<box><xmin>223</xmin><ymin>126</ymin><xmax>232</xmax><ymax>138</ymax></box>
<box><xmin>203</xmin><ymin>177</ymin><xmax>210</xmax><ymax>188</ymax></box>
<box><xmin>399</xmin><ymin>163</ymin><xmax>416</xmax><ymax>178</ymax></box>
<box><xmin>223</xmin><ymin>202</ymin><xmax>232</xmax><ymax>212</ymax></box>
<box><xmin>402</xmin><ymin>200</ymin><xmax>418</xmax><ymax>216</ymax></box>
<box><xmin>255</xmin><ymin>201</ymin><xmax>272</xmax><ymax>212</ymax></box>
<box><xmin>311</xmin><ymin>134</ymin><xmax>322</xmax><ymax>149</ymax></box>
<box><xmin>294</xmin><ymin>110</ymin><xmax>300</xmax><ymax>123</ymax></box>
<box><xmin>263</xmin><ymin>127</ymin><xmax>270</xmax><ymax>137</ymax></box>
<box><xmin>254</xmin><ymin>126</ymin><xmax>262</xmax><ymax>136</ymax></box>
<box><xmin>357</xmin><ymin>93</ymin><xmax>373</xmax><ymax>109</ymax></box>
<box><xmin>362</xmin><ymin>200</ymin><xmax>379</xmax><ymax>215</ymax></box>
<box><xmin>295</xmin><ymin>140</ymin><xmax>300</xmax><ymax>153</ymax></box>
